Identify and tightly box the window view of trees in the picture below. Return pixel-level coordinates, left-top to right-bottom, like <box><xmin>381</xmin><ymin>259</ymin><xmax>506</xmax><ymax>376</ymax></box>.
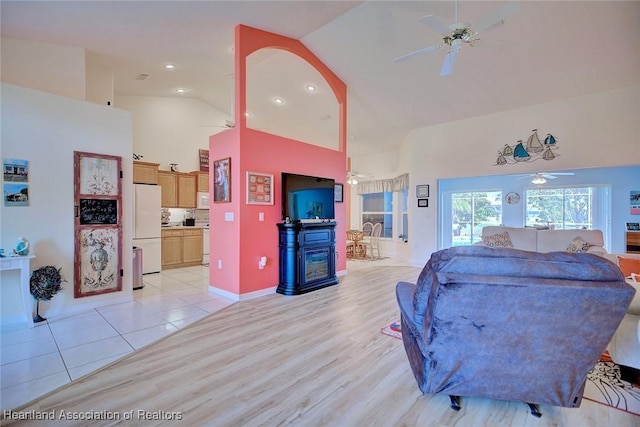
<box><xmin>525</xmin><ymin>187</ymin><xmax>594</xmax><ymax>229</ymax></box>
<box><xmin>451</xmin><ymin>191</ymin><xmax>502</xmax><ymax>246</ymax></box>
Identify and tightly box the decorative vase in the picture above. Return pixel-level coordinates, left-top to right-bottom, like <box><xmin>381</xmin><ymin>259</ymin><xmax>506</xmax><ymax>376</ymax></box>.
<box><xmin>15</xmin><ymin>237</ymin><xmax>30</xmax><ymax>256</ymax></box>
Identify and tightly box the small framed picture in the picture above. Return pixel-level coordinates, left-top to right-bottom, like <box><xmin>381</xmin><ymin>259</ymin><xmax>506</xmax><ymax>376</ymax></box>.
<box><xmin>213</xmin><ymin>157</ymin><xmax>231</xmax><ymax>203</ymax></box>
<box><xmin>334</xmin><ymin>183</ymin><xmax>344</xmax><ymax>203</ymax></box>
<box><xmin>246</xmin><ymin>171</ymin><xmax>273</xmax><ymax>205</ymax></box>
<box><xmin>416</xmin><ymin>185</ymin><xmax>429</xmax><ymax>198</ymax></box>
<box><xmin>417</xmin><ymin>198</ymin><xmax>428</xmax><ymax>208</ymax></box>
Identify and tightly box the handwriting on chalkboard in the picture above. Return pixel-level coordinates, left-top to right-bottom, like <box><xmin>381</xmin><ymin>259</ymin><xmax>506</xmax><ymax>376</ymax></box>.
<box><xmin>80</xmin><ymin>199</ymin><xmax>118</xmax><ymax>225</ymax></box>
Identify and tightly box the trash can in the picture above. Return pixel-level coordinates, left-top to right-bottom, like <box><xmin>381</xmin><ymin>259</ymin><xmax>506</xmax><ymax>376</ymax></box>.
<box><xmin>132</xmin><ymin>246</ymin><xmax>144</xmax><ymax>290</ymax></box>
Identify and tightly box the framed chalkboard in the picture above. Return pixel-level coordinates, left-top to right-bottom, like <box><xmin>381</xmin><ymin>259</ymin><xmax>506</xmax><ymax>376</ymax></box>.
<box><xmin>79</xmin><ymin>198</ymin><xmax>118</xmax><ymax>225</ymax></box>
<box><xmin>74</xmin><ymin>151</ymin><xmax>122</xmax><ymax>298</ymax></box>
<box><xmin>627</xmin><ymin>222</ymin><xmax>640</xmax><ymax>231</ymax></box>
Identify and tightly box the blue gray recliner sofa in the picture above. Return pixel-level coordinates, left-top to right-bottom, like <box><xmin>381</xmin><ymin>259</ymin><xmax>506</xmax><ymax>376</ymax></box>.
<box><xmin>396</xmin><ymin>245</ymin><xmax>635</xmax><ymax>417</ymax></box>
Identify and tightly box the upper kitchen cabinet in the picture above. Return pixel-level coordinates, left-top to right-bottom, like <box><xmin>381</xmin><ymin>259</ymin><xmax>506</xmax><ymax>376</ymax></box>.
<box><xmin>158</xmin><ymin>171</ymin><xmax>177</xmax><ymax>207</ymax></box>
<box><xmin>191</xmin><ymin>171</ymin><xmax>209</xmax><ymax>193</ymax></box>
<box><xmin>158</xmin><ymin>171</ymin><xmax>197</xmax><ymax>208</ymax></box>
<box><xmin>177</xmin><ymin>173</ymin><xmax>197</xmax><ymax>208</ymax></box>
<box><xmin>133</xmin><ymin>161</ymin><xmax>159</xmax><ymax>184</ymax></box>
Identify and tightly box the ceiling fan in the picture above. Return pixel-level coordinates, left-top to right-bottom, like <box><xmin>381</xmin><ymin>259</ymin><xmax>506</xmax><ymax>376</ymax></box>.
<box><xmin>517</xmin><ymin>172</ymin><xmax>575</xmax><ymax>185</ymax></box>
<box><xmin>200</xmin><ymin>119</ymin><xmax>235</xmax><ymax>129</ymax></box>
<box><xmin>394</xmin><ymin>0</ymin><xmax>521</xmax><ymax>76</ymax></box>
<box><xmin>347</xmin><ymin>171</ymin><xmax>372</xmax><ymax>185</ymax></box>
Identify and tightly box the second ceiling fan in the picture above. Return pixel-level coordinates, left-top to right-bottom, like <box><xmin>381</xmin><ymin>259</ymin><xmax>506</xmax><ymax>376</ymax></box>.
<box><xmin>394</xmin><ymin>0</ymin><xmax>521</xmax><ymax>76</ymax></box>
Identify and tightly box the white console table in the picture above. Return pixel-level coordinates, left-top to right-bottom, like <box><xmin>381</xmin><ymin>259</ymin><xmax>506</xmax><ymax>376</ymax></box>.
<box><xmin>0</xmin><ymin>255</ymin><xmax>36</xmax><ymax>328</ymax></box>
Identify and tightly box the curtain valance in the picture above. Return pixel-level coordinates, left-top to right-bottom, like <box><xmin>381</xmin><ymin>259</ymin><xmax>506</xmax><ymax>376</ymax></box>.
<box><xmin>356</xmin><ymin>173</ymin><xmax>409</xmax><ymax>195</ymax></box>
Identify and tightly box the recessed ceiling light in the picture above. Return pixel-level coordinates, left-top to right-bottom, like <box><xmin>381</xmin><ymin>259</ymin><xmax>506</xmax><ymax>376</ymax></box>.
<box><xmin>175</xmin><ymin>88</ymin><xmax>187</xmax><ymax>93</ymax></box>
<box><xmin>164</xmin><ymin>64</ymin><xmax>175</xmax><ymax>70</ymax></box>
<box><xmin>272</xmin><ymin>97</ymin><xmax>285</xmax><ymax>105</ymax></box>
<box><xmin>305</xmin><ymin>84</ymin><xmax>317</xmax><ymax>93</ymax></box>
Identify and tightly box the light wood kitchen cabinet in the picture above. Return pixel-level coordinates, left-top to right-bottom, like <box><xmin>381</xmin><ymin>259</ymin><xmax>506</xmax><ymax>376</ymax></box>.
<box><xmin>157</xmin><ymin>171</ymin><xmax>196</xmax><ymax>208</ymax></box>
<box><xmin>157</xmin><ymin>171</ymin><xmax>177</xmax><ymax>207</ymax></box>
<box><xmin>162</xmin><ymin>228</ymin><xmax>203</xmax><ymax>269</ymax></box>
<box><xmin>177</xmin><ymin>173</ymin><xmax>197</xmax><ymax>208</ymax></box>
<box><xmin>161</xmin><ymin>229</ymin><xmax>183</xmax><ymax>267</ymax></box>
<box><xmin>192</xmin><ymin>171</ymin><xmax>209</xmax><ymax>193</ymax></box>
<box><xmin>133</xmin><ymin>161</ymin><xmax>160</xmax><ymax>184</ymax></box>
<box><xmin>182</xmin><ymin>229</ymin><xmax>203</xmax><ymax>263</ymax></box>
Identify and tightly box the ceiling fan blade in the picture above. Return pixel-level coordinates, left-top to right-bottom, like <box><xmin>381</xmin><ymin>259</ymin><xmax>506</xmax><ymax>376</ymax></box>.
<box><xmin>393</xmin><ymin>43</ymin><xmax>443</xmax><ymax>63</ymax></box>
<box><xmin>419</xmin><ymin>15</ymin><xmax>452</xmax><ymax>36</ymax></box>
<box><xmin>542</xmin><ymin>174</ymin><xmax>558</xmax><ymax>180</ymax></box>
<box><xmin>440</xmin><ymin>49</ymin><xmax>459</xmax><ymax>76</ymax></box>
<box><xmin>474</xmin><ymin>0</ymin><xmax>521</xmax><ymax>32</ymax></box>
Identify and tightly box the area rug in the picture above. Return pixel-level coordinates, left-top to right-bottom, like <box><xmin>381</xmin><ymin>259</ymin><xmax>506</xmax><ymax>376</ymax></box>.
<box><xmin>381</xmin><ymin>322</ymin><xmax>640</xmax><ymax>416</ymax></box>
<box><xmin>584</xmin><ymin>351</ymin><xmax>640</xmax><ymax>416</ymax></box>
<box><xmin>380</xmin><ymin>320</ymin><xmax>402</xmax><ymax>339</ymax></box>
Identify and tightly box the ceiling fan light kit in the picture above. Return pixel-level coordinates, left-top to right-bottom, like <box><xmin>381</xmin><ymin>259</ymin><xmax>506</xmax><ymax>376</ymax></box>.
<box><xmin>394</xmin><ymin>0</ymin><xmax>521</xmax><ymax>76</ymax></box>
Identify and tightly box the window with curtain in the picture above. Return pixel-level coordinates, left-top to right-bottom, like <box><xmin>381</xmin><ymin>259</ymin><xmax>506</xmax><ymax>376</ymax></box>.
<box><xmin>451</xmin><ymin>191</ymin><xmax>503</xmax><ymax>246</ymax></box>
<box><xmin>357</xmin><ymin>173</ymin><xmax>409</xmax><ymax>240</ymax></box>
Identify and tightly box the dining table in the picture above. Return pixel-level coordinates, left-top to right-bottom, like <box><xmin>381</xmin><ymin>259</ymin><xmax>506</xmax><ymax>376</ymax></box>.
<box><xmin>346</xmin><ymin>229</ymin><xmax>365</xmax><ymax>259</ymax></box>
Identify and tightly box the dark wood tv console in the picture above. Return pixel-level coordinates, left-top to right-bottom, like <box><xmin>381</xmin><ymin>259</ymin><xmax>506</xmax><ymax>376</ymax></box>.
<box><xmin>276</xmin><ymin>221</ymin><xmax>339</xmax><ymax>295</ymax></box>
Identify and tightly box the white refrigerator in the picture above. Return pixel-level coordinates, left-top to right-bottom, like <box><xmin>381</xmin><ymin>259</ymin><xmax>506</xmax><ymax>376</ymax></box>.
<box><xmin>133</xmin><ymin>184</ymin><xmax>162</xmax><ymax>274</ymax></box>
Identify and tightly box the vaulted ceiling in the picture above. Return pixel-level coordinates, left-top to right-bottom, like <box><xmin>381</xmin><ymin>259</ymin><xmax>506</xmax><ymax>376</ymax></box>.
<box><xmin>2</xmin><ymin>1</ymin><xmax>639</xmax><ymax>157</ymax></box>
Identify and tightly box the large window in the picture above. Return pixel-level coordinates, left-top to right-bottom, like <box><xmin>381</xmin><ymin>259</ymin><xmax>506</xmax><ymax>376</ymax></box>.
<box><xmin>362</xmin><ymin>192</ymin><xmax>398</xmax><ymax>238</ymax></box>
<box><xmin>524</xmin><ymin>187</ymin><xmax>602</xmax><ymax>230</ymax></box>
<box><xmin>451</xmin><ymin>191</ymin><xmax>502</xmax><ymax>246</ymax></box>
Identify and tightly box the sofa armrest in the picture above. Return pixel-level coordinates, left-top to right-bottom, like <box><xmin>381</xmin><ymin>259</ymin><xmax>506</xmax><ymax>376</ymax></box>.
<box><xmin>396</xmin><ymin>281</ymin><xmax>428</xmax><ymax>353</ymax></box>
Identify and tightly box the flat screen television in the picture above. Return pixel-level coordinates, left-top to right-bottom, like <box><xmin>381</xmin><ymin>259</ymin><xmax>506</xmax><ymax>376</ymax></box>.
<box><xmin>282</xmin><ymin>172</ymin><xmax>335</xmax><ymax>221</ymax></box>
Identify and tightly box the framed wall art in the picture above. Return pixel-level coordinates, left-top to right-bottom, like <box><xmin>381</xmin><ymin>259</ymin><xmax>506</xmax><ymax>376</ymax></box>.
<box><xmin>334</xmin><ymin>183</ymin><xmax>344</xmax><ymax>203</ymax></box>
<box><xmin>416</xmin><ymin>185</ymin><xmax>429</xmax><ymax>198</ymax></box>
<box><xmin>3</xmin><ymin>158</ymin><xmax>30</xmax><ymax>207</ymax></box>
<box><xmin>246</xmin><ymin>171</ymin><xmax>273</xmax><ymax>205</ymax></box>
<box><xmin>74</xmin><ymin>151</ymin><xmax>122</xmax><ymax>298</ymax></box>
<box><xmin>213</xmin><ymin>157</ymin><xmax>231</xmax><ymax>203</ymax></box>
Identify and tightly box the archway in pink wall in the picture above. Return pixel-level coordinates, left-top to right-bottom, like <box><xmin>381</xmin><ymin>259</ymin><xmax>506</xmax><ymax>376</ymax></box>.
<box><xmin>234</xmin><ymin>24</ymin><xmax>347</xmax><ymax>153</ymax></box>
<box><xmin>246</xmin><ymin>48</ymin><xmax>339</xmax><ymax>151</ymax></box>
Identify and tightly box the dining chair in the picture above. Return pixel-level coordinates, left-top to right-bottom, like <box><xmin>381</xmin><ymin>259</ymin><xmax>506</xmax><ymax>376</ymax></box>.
<box><xmin>359</xmin><ymin>222</ymin><xmax>382</xmax><ymax>259</ymax></box>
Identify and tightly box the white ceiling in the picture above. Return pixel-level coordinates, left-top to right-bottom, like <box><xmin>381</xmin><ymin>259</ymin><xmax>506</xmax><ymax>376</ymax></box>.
<box><xmin>2</xmin><ymin>1</ymin><xmax>639</xmax><ymax>158</ymax></box>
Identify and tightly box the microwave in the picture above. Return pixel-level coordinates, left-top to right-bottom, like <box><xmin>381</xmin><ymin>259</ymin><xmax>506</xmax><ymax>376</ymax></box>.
<box><xmin>197</xmin><ymin>192</ymin><xmax>210</xmax><ymax>209</ymax></box>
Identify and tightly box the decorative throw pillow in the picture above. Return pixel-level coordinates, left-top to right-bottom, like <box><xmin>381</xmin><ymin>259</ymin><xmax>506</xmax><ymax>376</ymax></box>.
<box><xmin>617</xmin><ymin>256</ymin><xmax>640</xmax><ymax>277</ymax></box>
<box><xmin>482</xmin><ymin>231</ymin><xmax>514</xmax><ymax>248</ymax></box>
<box><xmin>566</xmin><ymin>236</ymin><xmax>590</xmax><ymax>253</ymax></box>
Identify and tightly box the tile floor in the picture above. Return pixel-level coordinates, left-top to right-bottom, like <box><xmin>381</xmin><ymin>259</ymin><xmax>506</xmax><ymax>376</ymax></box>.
<box><xmin>0</xmin><ymin>265</ymin><xmax>235</xmax><ymax>411</ymax></box>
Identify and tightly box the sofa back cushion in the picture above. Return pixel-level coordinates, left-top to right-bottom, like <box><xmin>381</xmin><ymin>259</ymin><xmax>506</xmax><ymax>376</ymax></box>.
<box><xmin>537</xmin><ymin>229</ymin><xmax>604</xmax><ymax>253</ymax></box>
<box><xmin>481</xmin><ymin>226</ymin><xmax>537</xmax><ymax>251</ymax></box>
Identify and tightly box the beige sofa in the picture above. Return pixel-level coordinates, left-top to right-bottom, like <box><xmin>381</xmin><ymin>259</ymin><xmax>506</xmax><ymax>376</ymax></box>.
<box><xmin>480</xmin><ymin>226</ymin><xmax>606</xmax><ymax>255</ymax></box>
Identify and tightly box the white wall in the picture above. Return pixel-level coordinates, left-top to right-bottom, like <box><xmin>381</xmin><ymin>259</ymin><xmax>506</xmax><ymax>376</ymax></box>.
<box><xmin>1</xmin><ymin>83</ymin><xmax>134</xmax><ymax>324</ymax></box>
<box><xmin>1</xmin><ymin>37</ymin><xmax>86</xmax><ymax>100</ymax></box>
<box><xmin>115</xmin><ymin>95</ymin><xmax>230</xmax><ymax>172</ymax></box>
<box><xmin>403</xmin><ymin>86</ymin><xmax>640</xmax><ymax>265</ymax></box>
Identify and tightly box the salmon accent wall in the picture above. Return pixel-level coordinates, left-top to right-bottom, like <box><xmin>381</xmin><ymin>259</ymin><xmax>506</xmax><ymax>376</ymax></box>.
<box><xmin>209</xmin><ymin>25</ymin><xmax>348</xmax><ymax>298</ymax></box>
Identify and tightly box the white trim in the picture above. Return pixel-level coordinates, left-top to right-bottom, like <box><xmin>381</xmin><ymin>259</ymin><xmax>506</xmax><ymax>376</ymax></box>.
<box><xmin>208</xmin><ymin>285</ymin><xmax>277</xmax><ymax>301</ymax></box>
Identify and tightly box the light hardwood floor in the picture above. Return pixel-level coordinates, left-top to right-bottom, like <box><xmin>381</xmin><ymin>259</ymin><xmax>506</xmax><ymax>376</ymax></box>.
<box><xmin>2</xmin><ymin>265</ymin><xmax>638</xmax><ymax>426</ymax></box>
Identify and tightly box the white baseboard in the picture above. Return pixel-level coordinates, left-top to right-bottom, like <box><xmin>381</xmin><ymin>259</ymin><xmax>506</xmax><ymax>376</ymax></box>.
<box><xmin>208</xmin><ymin>285</ymin><xmax>277</xmax><ymax>301</ymax></box>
